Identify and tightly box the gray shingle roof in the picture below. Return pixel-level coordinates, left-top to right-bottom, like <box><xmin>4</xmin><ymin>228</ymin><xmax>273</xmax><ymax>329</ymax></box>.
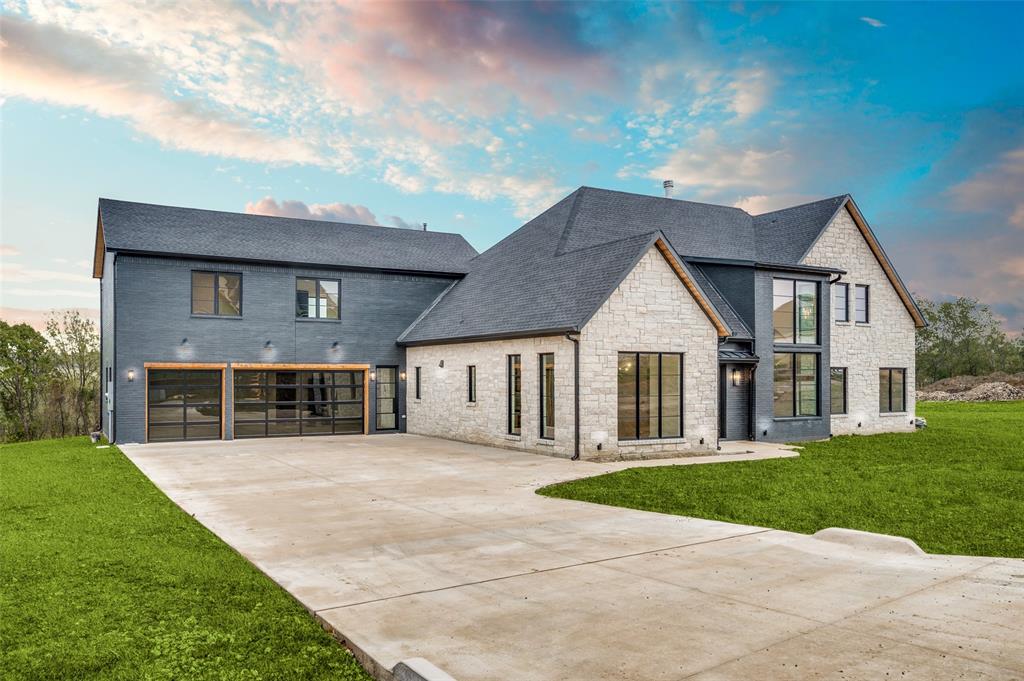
<box><xmin>97</xmin><ymin>198</ymin><xmax>478</xmax><ymax>275</ymax></box>
<box><xmin>687</xmin><ymin>264</ymin><xmax>753</xmax><ymax>339</ymax></box>
<box><xmin>753</xmin><ymin>195</ymin><xmax>848</xmax><ymax>263</ymax></box>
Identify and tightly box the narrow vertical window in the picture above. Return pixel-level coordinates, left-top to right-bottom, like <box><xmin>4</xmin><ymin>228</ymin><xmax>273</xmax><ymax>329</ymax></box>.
<box><xmin>855</xmin><ymin>285</ymin><xmax>869</xmax><ymax>323</ymax></box>
<box><xmin>414</xmin><ymin>366</ymin><xmax>421</xmax><ymax>400</ymax></box>
<box><xmin>539</xmin><ymin>354</ymin><xmax>554</xmax><ymax>439</ymax></box>
<box><xmin>375</xmin><ymin>367</ymin><xmax>397</xmax><ymax>430</ymax></box>
<box><xmin>834</xmin><ymin>283</ymin><xmax>849</xmax><ymax>322</ymax></box>
<box><xmin>617</xmin><ymin>354</ymin><xmax>637</xmax><ymax>440</ymax></box>
<box><xmin>772</xmin><ymin>279</ymin><xmax>795</xmax><ymax>343</ymax></box>
<box><xmin>467</xmin><ymin>365</ymin><xmax>476</xmax><ymax>403</ymax></box>
<box><xmin>830</xmin><ymin>368</ymin><xmax>847</xmax><ymax>414</ymax></box>
<box><xmin>879</xmin><ymin>368</ymin><xmax>906</xmax><ymax>412</ymax></box>
<box><xmin>507</xmin><ymin>355</ymin><xmax>521</xmax><ymax>435</ymax></box>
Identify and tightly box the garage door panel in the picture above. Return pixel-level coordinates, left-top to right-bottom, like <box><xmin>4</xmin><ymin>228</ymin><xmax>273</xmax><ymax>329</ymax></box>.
<box><xmin>147</xmin><ymin>368</ymin><xmax>223</xmax><ymax>443</ymax></box>
<box><xmin>233</xmin><ymin>369</ymin><xmax>365</xmax><ymax>438</ymax></box>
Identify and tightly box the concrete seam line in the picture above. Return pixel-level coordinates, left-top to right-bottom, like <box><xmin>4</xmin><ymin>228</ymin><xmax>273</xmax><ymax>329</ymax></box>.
<box><xmin>313</xmin><ymin>528</ymin><xmax>775</xmax><ymax>613</ymax></box>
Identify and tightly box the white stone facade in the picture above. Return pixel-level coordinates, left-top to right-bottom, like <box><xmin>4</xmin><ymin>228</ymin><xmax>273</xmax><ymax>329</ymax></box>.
<box><xmin>802</xmin><ymin>207</ymin><xmax>917</xmax><ymax>435</ymax></box>
<box><xmin>406</xmin><ymin>246</ymin><xmax>720</xmax><ymax>460</ymax></box>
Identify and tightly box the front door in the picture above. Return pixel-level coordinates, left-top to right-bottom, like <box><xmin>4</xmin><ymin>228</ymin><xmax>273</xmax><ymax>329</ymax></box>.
<box><xmin>719</xmin><ymin>363</ymin><xmax>752</xmax><ymax>441</ymax></box>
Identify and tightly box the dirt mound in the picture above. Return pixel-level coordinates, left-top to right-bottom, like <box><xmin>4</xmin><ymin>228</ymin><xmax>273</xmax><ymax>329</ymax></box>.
<box><xmin>917</xmin><ymin>381</ymin><xmax>1024</xmax><ymax>402</ymax></box>
<box><xmin>920</xmin><ymin>372</ymin><xmax>1024</xmax><ymax>394</ymax></box>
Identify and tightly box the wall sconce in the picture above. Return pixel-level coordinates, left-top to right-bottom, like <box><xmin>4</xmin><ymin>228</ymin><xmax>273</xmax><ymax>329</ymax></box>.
<box><xmin>331</xmin><ymin>341</ymin><xmax>339</xmax><ymax>349</ymax></box>
<box><xmin>264</xmin><ymin>340</ymin><xmax>273</xmax><ymax>349</ymax></box>
<box><xmin>400</xmin><ymin>370</ymin><xmax>407</xmax><ymax>381</ymax></box>
<box><xmin>438</xmin><ymin>359</ymin><xmax>445</xmax><ymax>368</ymax></box>
<box><xmin>181</xmin><ymin>337</ymin><xmax>188</xmax><ymax>346</ymax></box>
<box><xmin>369</xmin><ymin>370</ymin><xmax>376</xmax><ymax>381</ymax></box>
<box><xmin>731</xmin><ymin>368</ymin><xmax>741</xmax><ymax>386</ymax></box>
<box><xmin>127</xmin><ymin>369</ymin><xmax>135</xmax><ymax>383</ymax></box>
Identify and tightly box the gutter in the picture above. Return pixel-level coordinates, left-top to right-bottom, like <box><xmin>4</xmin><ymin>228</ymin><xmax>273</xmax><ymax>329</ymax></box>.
<box><xmin>565</xmin><ymin>331</ymin><xmax>581</xmax><ymax>461</ymax></box>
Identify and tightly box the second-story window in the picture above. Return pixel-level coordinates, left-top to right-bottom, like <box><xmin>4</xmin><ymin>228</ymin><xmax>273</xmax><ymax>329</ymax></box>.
<box><xmin>834</xmin><ymin>283</ymin><xmax>849</xmax><ymax>322</ymax></box>
<box><xmin>855</xmin><ymin>285</ymin><xmax>870</xmax><ymax>323</ymax></box>
<box><xmin>296</xmin><ymin>278</ymin><xmax>340</xmax><ymax>319</ymax></box>
<box><xmin>192</xmin><ymin>271</ymin><xmax>241</xmax><ymax>316</ymax></box>
<box><xmin>773</xmin><ymin>279</ymin><xmax>817</xmax><ymax>344</ymax></box>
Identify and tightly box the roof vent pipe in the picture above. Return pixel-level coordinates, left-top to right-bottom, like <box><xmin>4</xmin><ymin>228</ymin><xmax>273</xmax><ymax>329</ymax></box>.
<box><xmin>663</xmin><ymin>179</ymin><xmax>674</xmax><ymax>198</ymax></box>
<box><xmin>422</xmin><ymin>222</ymin><xmax>427</xmax><ymax>231</ymax></box>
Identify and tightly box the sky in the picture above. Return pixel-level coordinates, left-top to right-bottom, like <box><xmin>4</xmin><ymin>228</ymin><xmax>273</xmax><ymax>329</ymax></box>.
<box><xmin>1</xmin><ymin>1</ymin><xmax>1022</xmax><ymax>333</ymax></box>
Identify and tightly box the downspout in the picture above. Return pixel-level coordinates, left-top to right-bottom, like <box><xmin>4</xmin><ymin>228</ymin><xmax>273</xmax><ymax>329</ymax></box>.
<box><xmin>566</xmin><ymin>332</ymin><xmax>581</xmax><ymax>460</ymax></box>
<box><xmin>828</xmin><ymin>273</ymin><xmax>843</xmax><ymax>285</ymax></box>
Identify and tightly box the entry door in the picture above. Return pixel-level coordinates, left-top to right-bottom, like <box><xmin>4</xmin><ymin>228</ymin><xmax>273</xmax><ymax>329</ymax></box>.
<box><xmin>375</xmin><ymin>366</ymin><xmax>398</xmax><ymax>430</ymax></box>
<box><xmin>720</xmin><ymin>364</ymin><xmax>752</xmax><ymax>441</ymax></box>
<box><xmin>147</xmin><ymin>369</ymin><xmax>222</xmax><ymax>442</ymax></box>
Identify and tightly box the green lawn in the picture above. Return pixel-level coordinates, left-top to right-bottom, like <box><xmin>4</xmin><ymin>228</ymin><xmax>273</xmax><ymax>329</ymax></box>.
<box><xmin>0</xmin><ymin>437</ymin><xmax>371</xmax><ymax>681</ymax></box>
<box><xmin>540</xmin><ymin>401</ymin><xmax>1024</xmax><ymax>558</ymax></box>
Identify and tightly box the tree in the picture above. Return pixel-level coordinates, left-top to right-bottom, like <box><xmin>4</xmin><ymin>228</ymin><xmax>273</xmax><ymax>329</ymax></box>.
<box><xmin>915</xmin><ymin>296</ymin><xmax>1023</xmax><ymax>385</ymax></box>
<box><xmin>45</xmin><ymin>310</ymin><xmax>100</xmax><ymax>435</ymax></box>
<box><xmin>0</xmin><ymin>321</ymin><xmax>53</xmax><ymax>441</ymax></box>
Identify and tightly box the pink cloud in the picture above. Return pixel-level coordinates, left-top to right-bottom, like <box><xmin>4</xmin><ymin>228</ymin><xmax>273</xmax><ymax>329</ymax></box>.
<box><xmin>949</xmin><ymin>147</ymin><xmax>1024</xmax><ymax>230</ymax></box>
<box><xmin>0</xmin><ymin>307</ymin><xmax>100</xmax><ymax>333</ymax></box>
<box><xmin>244</xmin><ymin>197</ymin><xmax>379</xmax><ymax>225</ymax></box>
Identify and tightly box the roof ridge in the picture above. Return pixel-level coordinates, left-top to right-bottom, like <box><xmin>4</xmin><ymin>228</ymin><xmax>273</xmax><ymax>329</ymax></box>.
<box><xmin>97</xmin><ymin>197</ymin><xmax>470</xmax><ymax>239</ymax></box>
<box><xmin>576</xmin><ymin>185</ymin><xmax>751</xmax><ymax>214</ymax></box>
<box><xmin>556</xmin><ymin>228</ymin><xmax>660</xmax><ymax>257</ymax></box>
<box><xmin>554</xmin><ymin>187</ymin><xmax>587</xmax><ymax>255</ymax></box>
<box><xmin>752</xmin><ymin>194</ymin><xmax>850</xmax><ymax>217</ymax></box>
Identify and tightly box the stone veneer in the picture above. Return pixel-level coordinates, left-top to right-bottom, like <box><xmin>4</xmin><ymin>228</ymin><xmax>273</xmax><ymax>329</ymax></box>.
<box><xmin>406</xmin><ymin>246</ymin><xmax>720</xmax><ymax>460</ymax></box>
<box><xmin>802</xmin><ymin>207</ymin><xmax>917</xmax><ymax>435</ymax></box>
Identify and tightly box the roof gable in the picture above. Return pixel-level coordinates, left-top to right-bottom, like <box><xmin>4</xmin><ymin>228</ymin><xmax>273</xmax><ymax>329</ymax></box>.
<box><xmin>92</xmin><ymin>198</ymin><xmax>478</xmax><ymax>278</ymax></box>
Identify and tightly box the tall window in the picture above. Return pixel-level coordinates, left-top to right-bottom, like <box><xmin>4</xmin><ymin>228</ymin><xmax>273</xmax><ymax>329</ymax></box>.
<box><xmin>773</xmin><ymin>279</ymin><xmax>817</xmax><ymax>344</ymax></box>
<box><xmin>834</xmin><ymin>283</ymin><xmax>849</xmax><ymax>322</ymax></box>
<box><xmin>296</xmin><ymin>278</ymin><xmax>340</xmax><ymax>319</ymax></box>
<box><xmin>192</xmin><ymin>271</ymin><xmax>241</xmax><ymax>316</ymax></box>
<box><xmin>879</xmin><ymin>368</ymin><xmax>906</xmax><ymax>413</ymax></box>
<box><xmin>467</xmin><ymin>365</ymin><xmax>477</xmax><ymax>403</ymax></box>
<box><xmin>774</xmin><ymin>353</ymin><xmax>818</xmax><ymax>417</ymax></box>
<box><xmin>855</xmin><ymin>285</ymin><xmax>870</xmax><ymax>323</ymax></box>
<box><xmin>375</xmin><ymin>367</ymin><xmax>397</xmax><ymax>430</ymax></box>
<box><xmin>539</xmin><ymin>354</ymin><xmax>555</xmax><ymax>439</ymax></box>
<box><xmin>617</xmin><ymin>352</ymin><xmax>683</xmax><ymax>440</ymax></box>
<box><xmin>507</xmin><ymin>355</ymin><xmax>521</xmax><ymax>435</ymax></box>
<box><xmin>414</xmin><ymin>367</ymin><xmax>421</xmax><ymax>400</ymax></box>
<box><xmin>830</xmin><ymin>367</ymin><xmax>847</xmax><ymax>415</ymax></box>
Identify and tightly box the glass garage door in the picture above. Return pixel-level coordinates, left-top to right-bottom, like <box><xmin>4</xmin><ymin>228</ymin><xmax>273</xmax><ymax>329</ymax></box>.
<box><xmin>233</xmin><ymin>370</ymin><xmax>364</xmax><ymax>438</ymax></box>
<box><xmin>147</xmin><ymin>370</ymin><xmax>222</xmax><ymax>442</ymax></box>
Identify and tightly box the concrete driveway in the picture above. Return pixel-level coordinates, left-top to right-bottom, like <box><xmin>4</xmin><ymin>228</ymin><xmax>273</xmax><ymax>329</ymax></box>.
<box><xmin>122</xmin><ymin>434</ymin><xmax>1024</xmax><ymax>681</ymax></box>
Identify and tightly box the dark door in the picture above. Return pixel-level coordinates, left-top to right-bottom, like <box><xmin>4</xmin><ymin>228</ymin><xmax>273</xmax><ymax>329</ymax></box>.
<box><xmin>720</xmin><ymin>364</ymin><xmax>752</xmax><ymax>441</ymax></box>
<box><xmin>375</xmin><ymin>366</ymin><xmax>398</xmax><ymax>431</ymax></box>
<box><xmin>233</xmin><ymin>370</ymin><xmax>364</xmax><ymax>438</ymax></box>
<box><xmin>147</xmin><ymin>369</ymin><xmax>222</xmax><ymax>442</ymax></box>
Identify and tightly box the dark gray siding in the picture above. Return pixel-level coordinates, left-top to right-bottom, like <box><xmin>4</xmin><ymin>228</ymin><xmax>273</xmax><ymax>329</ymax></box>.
<box><xmin>112</xmin><ymin>254</ymin><xmax>454</xmax><ymax>443</ymax></box>
<box><xmin>752</xmin><ymin>268</ymin><xmax>832</xmax><ymax>442</ymax></box>
<box><xmin>722</xmin><ymin>364</ymin><xmax>752</xmax><ymax>440</ymax></box>
<box><xmin>695</xmin><ymin>263</ymin><xmax>756</xmax><ymax>334</ymax></box>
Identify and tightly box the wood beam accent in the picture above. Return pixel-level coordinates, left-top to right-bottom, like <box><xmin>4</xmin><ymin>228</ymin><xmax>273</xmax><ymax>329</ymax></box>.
<box><xmin>230</xmin><ymin>363</ymin><xmax>370</xmax><ymax>370</ymax></box>
<box><xmin>654</xmin><ymin>239</ymin><xmax>731</xmax><ymax>338</ymax></box>
<box><xmin>144</xmin><ymin>362</ymin><xmax>228</xmax><ymax>369</ymax></box>
<box><xmin>92</xmin><ymin>216</ymin><xmax>106</xmax><ymax>279</ymax></box>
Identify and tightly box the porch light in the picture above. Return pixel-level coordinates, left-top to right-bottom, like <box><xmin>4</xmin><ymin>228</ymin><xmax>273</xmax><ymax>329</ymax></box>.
<box><xmin>731</xmin><ymin>368</ymin><xmax>741</xmax><ymax>386</ymax></box>
<box><xmin>438</xmin><ymin>359</ymin><xmax>444</xmax><ymax>368</ymax></box>
<box><xmin>264</xmin><ymin>340</ymin><xmax>273</xmax><ymax>349</ymax></box>
<box><xmin>127</xmin><ymin>369</ymin><xmax>135</xmax><ymax>383</ymax></box>
<box><xmin>400</xmin><ymin>370</ymin><xmax>407</xmax><ymax>381</ymax></box>
<box><xmin>370</xmin><ymin>370</ymin><xmax>376</xmax><ymax>381</ymax></box>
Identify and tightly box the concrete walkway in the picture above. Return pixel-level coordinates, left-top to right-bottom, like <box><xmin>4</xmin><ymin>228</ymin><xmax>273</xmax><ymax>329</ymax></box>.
<box><xmin>122</xmin><ymin>434</ymin><xmax>1024</xmax><ymax>681</ymax></box>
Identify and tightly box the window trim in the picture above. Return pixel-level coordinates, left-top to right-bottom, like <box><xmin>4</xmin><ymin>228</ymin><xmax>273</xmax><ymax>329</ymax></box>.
<box><xmin>295</xmin><ymin>276</ymin><xmax>341</xmax><ymax>320</ymax></box>
<box><xmin>539</xmin><ymin>353</ymin><xmax>554</xmax><ymax>440</ymax></box>
<box><xmin>879</xmin><ymin>367</ymin><xmax>906</xmax><ymax>413</ymax></box>
<box><xmin>773</xmin><ymin>352</ymin><xmax>820</xmax><ymax>419</ymax></box>
<box><xmin>830</xmin><ymin>367</ymin><xmax>848</xmax><ymax>415</ymax></box>
<box><xmin>414</xmin><ymin>366</ymin><xmax>421</xmax><ymax>400</ymax></box>
<box><xmin>191</xmin><ymin>270</ymin><xmax>243</xmax><ymax>317</ymax></box>
<box><xmin>855</xmin><ymin>284</ymin><xmax>870</xmax><ymax>324</ymax></box>
<box><xmin>467</xmin><ymin>365</ymin><xmax>477</xmax><ymax>403</ymax></box>
<box><xmin>773</xmin><ymin>277</ymin><xmax>819</xmax><ymax>345</ymax></box>
<box><xmin>834</xmin><ymin>282</ymin><xmax>850</xmax><ymax>323</ymax></box>
<box><xmin>507</xmin><ymin>354</ymin><xmax>522</xmax><ymax>436</ymax></box>
<box><xmin>617</xmin><ymin>351</ymin><xmax>684</xmax><ymax>441</ymax></box>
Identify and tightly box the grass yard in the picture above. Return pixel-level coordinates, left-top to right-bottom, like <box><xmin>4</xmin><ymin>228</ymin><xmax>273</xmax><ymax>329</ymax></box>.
<box><xmin>0</xmin><ymin>437</ymin><xmax>371</xmax><ymax>681</ymax></box>
<box><xmin>540</xmin><ymin>401</ymin><xmax>1024</xmax><ymax>558</ymax></box>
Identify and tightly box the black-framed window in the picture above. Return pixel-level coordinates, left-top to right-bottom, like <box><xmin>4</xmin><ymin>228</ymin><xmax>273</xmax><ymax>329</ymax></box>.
<box><xmin>507</xmin><ymin>355</ymin><xmax>521</xmax><ymax>435</ymax></box>
<box><xmin>773</xmin><ymin>352</ymin><xmax>818</xmax><ymax>417</ymax></box>
<box><xmin>773</xmin><ymin>278</ymin><xmax>817</xmax><ymax>344</ymax></box>
<box><xmin>830</xmin><ymin>367</ymin><xmax>848</xmax><ymax>415</ymax></box>
<box><xmin>617</xmin><ymin>352</ymin><xmax>683</xmax><ymax>440</ymax></box>
<box><xmin>834</xmin><ymin>283</ymin><xmax>849</xmax><ymax>322</ymax></box>
<box><xmin>296</xmin><ymin>278</ymin><xmax>340</xmax><ymax>319</ymax></box>
<box><xmin>879</xmin><ymin>368</ymin><xmax>906</xmax><ymax>413</ymax></box>
<box><xmin>467</xmin><ymin>365</ymin><xmax>477</xmax><ymax>403</ymax></box>
<box><xmin>233</xmin><ymin>370</ymin><xmax>363</xmax><ymax>438</ymax></box>
<box><xmin>375</xmin><ymin>366</ymin><xmax>397</xmax><ymax>430</ymax></box>
<box><xmin>414</xmin><ymin>367</ymin><xmax>421</xmax><ymax>399</ymax></box>
<box><xmin>539</xmin><ymin>354</ymin><xmax>554</xmax><ymax>439</ymax></box>
<box><xmin>855</xmin><ymin>285</ymin><xmax>870</xmax><ymax>323</ymax></box>
<box><xmin>147</xmin><ymin>369</ymin><xmax>222</xmax><ymax>442</ymax></box>
<box><xmin>191</xmin><ymin>271</ymin><xmax>241</xmax><ymax>316</ymax></box>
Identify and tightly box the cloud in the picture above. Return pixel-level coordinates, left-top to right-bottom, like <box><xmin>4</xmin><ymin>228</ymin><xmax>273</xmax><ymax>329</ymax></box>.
<box><xmin>386</xmin><ymin>216</ymin><xmax>423</xmax><ymax>231</ymax></box>
<box><xmin>1</xmin><ymin>262</ymin><xmax>94</xmax><ymax>286</ymax></box>
<box><xmin>244</xmin><ymin>197</ymin><xmax>379</xmax><ymax>225</ymax></box>
<box><xmin>727</xmin><ymin>68</ymin><xmax>774</xmax><ymax>118</ymax></box>
<box><xmin>0</xmin><ymin>307</ymin><xmax>100</xmax><ymax>333</ymax></box>
<box><xmin>948</xmin><ymin>147</ymin><xmax>1024</xmax><ymax>229</ymax></box>
<box><xmin>733</xmin><ymin>194</ymin><xmax>820</xmax><ymax>214</ymax></box>
<box><xmin>0</xmin><ymin>245</ymin><xmax>21</xmax><ymax>257</ymax></box>
<box><xmin>0</xmin><ymin>15</ymin><xmax>322</xmax><ymax>166</ymax></box>
<box><xmin>860</xmin><ymin>17</ymin><xmax>886</xmax><ymax>28</ymax></box>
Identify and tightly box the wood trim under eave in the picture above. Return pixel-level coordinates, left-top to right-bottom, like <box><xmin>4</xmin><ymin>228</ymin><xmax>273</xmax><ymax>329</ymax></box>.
<box><xmin>842</xmin><ymin>202</ymin><xmax>927</xmax><ymax>328</ymax></box>
<box><xmin>654</xmin><ymin>239</ymin><xmax>731</xmax><ymax>337</ymax></box>
<box><xmin>230</xmin><ymin>362</ymin><xmax>371</xmax><ymax>370</ymax></box>
<box><xmin>144</xmin><ymin>362</ymin><xmax>228</xmax><ymax>369</ymax></box>
<box><xmin>93</xmin><ymin>216</ymin><xmax>106</xmax><ymax>279</ymax></box>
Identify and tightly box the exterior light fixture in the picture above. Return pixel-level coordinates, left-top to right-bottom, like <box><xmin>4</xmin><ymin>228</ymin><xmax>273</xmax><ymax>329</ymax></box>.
<box><xmin>127</xmin><ymin>369</ymin><xmax>135</xmax><ymax>383</ymax></box>
<box><xmin>264</xmin><ymin>340</ymin><xmax>273</xmax><ymax>349</ymax></box>
<box><xmin>400</xmin><ymin>370</ymin><xmax>407</xmax><ymax>381</ymax></box>
<box><xmin>331</xmin><ymin>341</ymin><xmax>339</xmax><ymax>349</ymax></box>
<box><xmin>181</xmin><ymin>337</ymin><xmax>188</xmax><ymax>345</ymax></box>
<box><xmin>731</xmin><ymin>368</ymin><xmax>741</xmax><ymax>386</ymax></box>
<box><xmin>438</xmin><ymin>359</ymin><xmax>445</xmax><ymax>368</ymax></box>
<box><xmin>369</xmin><ymin>370</ymin><xmax>376</xmax><ymax>381</ymax></box>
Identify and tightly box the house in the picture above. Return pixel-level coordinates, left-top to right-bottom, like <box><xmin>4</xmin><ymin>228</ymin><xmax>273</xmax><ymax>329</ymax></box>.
<box><xmin>94</xmin><ymin>187</ymin><xmax>925</xmax><ymax>458</ymax></box>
